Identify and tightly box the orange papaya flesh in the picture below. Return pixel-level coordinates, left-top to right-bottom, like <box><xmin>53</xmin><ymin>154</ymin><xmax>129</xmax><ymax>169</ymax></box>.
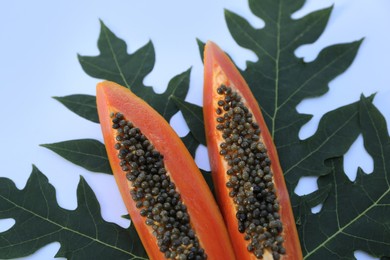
<box><xmin>96</xmin><ymin>81</ymin><xmax>235</xmax><ymax>260</ymax></box>
<box><xmin>203</xmin><ymin>42</ymin><xmax>302</xmax><ymax>259</ymax></box>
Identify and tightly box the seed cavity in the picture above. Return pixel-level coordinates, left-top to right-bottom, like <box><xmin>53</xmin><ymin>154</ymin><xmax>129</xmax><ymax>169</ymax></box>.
<box><xmin>111</xmin><ymin>112</ymin><xmax>207</xmax><ymax>259</ymax></box>
<box><xmin>215</xmin><ymin>85</ymin><xmax>285</xmax><ymax>259</ymax></box>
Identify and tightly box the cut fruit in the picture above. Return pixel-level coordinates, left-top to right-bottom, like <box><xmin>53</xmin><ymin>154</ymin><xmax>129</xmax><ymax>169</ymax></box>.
<box><xmin>96</xmin><ymin>81</ymin><xmax>235</xmax><ymax>260</ymax></box>
<box><xmin>203</xmin><ymin>41</ymin><xmax>302</xmax><ymax>259</ymax></box>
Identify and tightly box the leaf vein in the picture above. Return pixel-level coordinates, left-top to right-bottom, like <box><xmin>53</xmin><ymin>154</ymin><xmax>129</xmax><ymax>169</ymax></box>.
<box><xmin>304</xmin><ymin>187</ymin><xmax>390</xmax><ymax>258</ymax></box>
<box><xmin>277</xmin><ymin>44</ymin><xmax>357</xmax><ymax>111</ymax></box>
<box><xmin>285</xmin><ymin>111</ymin><xmax>358</xmax><ymax>176</ymax></box>
<box><xmin>128</xmin><ymin>44</ymin><xmax>152</xmax><ymax>89</ymax></box>
<box><xmin>0</xmin><ymin>193</ymin><xmax>135</xmax><ymax>256</ymax></box>
<box><xmin>102</xmin><ymin>26</ymin><xmax>130</xmax><ymax>89</ymax></box>
<box><xmin>227</xmin><ymin>12</ymin><xmax>275</xmax><ymax>61</ymax></box>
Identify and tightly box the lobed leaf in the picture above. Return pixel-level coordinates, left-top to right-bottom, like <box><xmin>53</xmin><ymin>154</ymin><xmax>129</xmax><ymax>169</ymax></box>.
<box><xmin>53</xmin><ymin>94</ymin><xmax>99</xmax><ymax>123</ymax></box>
<box><xmin>149</xmin><ymin>68</ymin><xmax>191</xmax><ymax>121</ymax></box>
<box><xmin>0</xmin><ymin>166</ymin><xmax>147</xmax><ymax>259</ymax></box>
<box><xmin>281</xmin><ymin>96</ymin><xmax>373</xmax><ymax>192</ymax></box>
<box><xmin>78</xmin><ymin>20</ymin><xmax>191</xmax><ymax>123</ymax></box>
<box><xmin>41</xmin><ymin>139</ymin><xmax>112</xmax><ymax>174</ymax></box>
<box><xmin>300</xmin><ymin>97</ymin><xmax>390</xmax><ymax>259</ymax></box>
<box><xmin>224</xmin><ymin>0</ymin><xmax>364</xmax><ymax>208</ymax></box>
<box><xmin>78</xmin><ymin>20</ymin><xmax>154</xmax><ymax>93</ymax></box>
<box><xmin>221</xmin><ymin>1</ymin><xmax>390</xmax><ymax>257</ymax></box>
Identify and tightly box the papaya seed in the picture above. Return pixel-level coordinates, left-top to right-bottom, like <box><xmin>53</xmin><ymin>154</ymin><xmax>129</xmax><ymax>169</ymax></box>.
<box><xmin>214</xmin><ymin>87</ymin><xmax>285</xmax><ymax>258</ymax></box>
<box><xmin>110</xmin><ymin>112</ymin><xmax>206</xmax><ymax>259</ymax></box>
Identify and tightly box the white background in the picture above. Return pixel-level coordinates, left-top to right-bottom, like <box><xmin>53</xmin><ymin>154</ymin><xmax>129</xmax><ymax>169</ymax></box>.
<box><xmin>0</xmin><ymin>0</ymin><xmax>389</xmax><ymax>259</ymax></box>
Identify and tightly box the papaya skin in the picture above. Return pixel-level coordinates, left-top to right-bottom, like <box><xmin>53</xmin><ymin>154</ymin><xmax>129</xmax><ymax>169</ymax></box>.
<box><xmin>203</xmin><ymin>41</ymin><xmax>302</xmax><ymax>259</ymax></box>
<box><xmin>96</xmin><ymin>81</ymin><xmax>235</xmax><ymax>260</ymax></box>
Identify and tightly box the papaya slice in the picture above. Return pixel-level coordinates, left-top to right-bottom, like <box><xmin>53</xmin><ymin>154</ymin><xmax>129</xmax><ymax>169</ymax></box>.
<box><xmin>203</xmin><ymin>41</ymin><xmax>302</xmax><ymax>259</ymax></box>
<box><xmin>96</xmin><ymin>81</ymin><xmax>235</xmax><ymax>260</ymax></box>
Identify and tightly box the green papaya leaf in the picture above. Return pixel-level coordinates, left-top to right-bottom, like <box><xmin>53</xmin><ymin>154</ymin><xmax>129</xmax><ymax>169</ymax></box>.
<box><xmin>299</xmin><ymin>183</ymin><xmax>331</xmax><ymax>211</ymax></box>
<box><xmin>281</xmin><ymin>95</ymin><xmax>373</xmax><ymax>193</ymax></box>
<box><xmin>78</xmin><ymin>20</ymin><xmax>191</xmax><ymax>123</ymax></box>
<box><xmin>197</xmin><ymin>2</ymin><xmax>365</xmax><ymax>200</ymax></box>
<box><xmin>48</xmin><ymin>22</ymin><xmax>197</xmax><ymax>174</ymax></box>
<box><xmin>0</xmin><ymin>165</ymin><xmax>147</xmax><ymax>259</ymax></box>
<box><xmin>181</xmin><ymin>131</ymin><xmax>200</xmax><ymax>158</ymax></box>
<box><xmin>78</xmin><ymin>20</ymin><xmax>154</xmax><ymax>93</ymax></box>
<box><xmin>196</xmin><ymin>38</ymin><xmax>205</xmax><ymax>63</ymax></box>
<box><xmin>41</xmin><ymin>139</ymin><xmax>112</xmax><ymax>174</ymax></box>
<box><xmin>53</xmin><ymin>95</ymin><xmax>99</xmax><ymax>123</ymax></box>
<box><xmin>221</xmin><ymin>1</ymin><xmax>389</xmax><ymax>257</ymax></box>
<box><xmin>172</xmin><ymin>96</ymin><xmax>206</xmax><ymax>146</ymax></box>
<box><xmin>299</xmin><ymin>97</ymin><xmax>390</xmax><ymax>259</ymax></box>
<box><xmin>200</xmin><ymin>169</ymin><xmax>215</xmax><ymax>197</ymax></box>
<box><xmin>127</xmin><ymin>220</ymin><xmax>148</xmax><ymax>258</ymax></box>
<box><xmin>225</xmin><ymin>1</ymin><xmax>363</xmax><ymax>190</ymax></box>
<box><xmin>151</xmin><ymin>68</ymin><xmax>191</xmax><ymax>121</ymax></box>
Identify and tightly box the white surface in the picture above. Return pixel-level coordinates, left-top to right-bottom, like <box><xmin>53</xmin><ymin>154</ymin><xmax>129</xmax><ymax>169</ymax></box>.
<box><xmin>0</xmin><ymin>1</ymin><xmax>389</xmax><ymax>259</ymax></box>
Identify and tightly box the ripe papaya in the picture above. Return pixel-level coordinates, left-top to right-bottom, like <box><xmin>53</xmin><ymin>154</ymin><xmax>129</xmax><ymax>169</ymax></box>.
<box><xmin>203</xmin><ymin>41</ymin><xmax>302</xmax><ymax>259</ymax></box>
<box><xmin>96</xmin><ymin>81</ymin><xmax>235</xmax><ymax>260</ymax></box>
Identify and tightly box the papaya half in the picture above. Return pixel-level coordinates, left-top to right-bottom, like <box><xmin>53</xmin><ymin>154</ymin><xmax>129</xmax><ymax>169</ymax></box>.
<box><xmin>203</xmin><ymin>41</ymin><xmax>302</xmax><ymax>259</ymax></box>
<box><xmin>96</xmin><ymin>81</ymin><xmax>235</xmax><ymax>260</ymax></box>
